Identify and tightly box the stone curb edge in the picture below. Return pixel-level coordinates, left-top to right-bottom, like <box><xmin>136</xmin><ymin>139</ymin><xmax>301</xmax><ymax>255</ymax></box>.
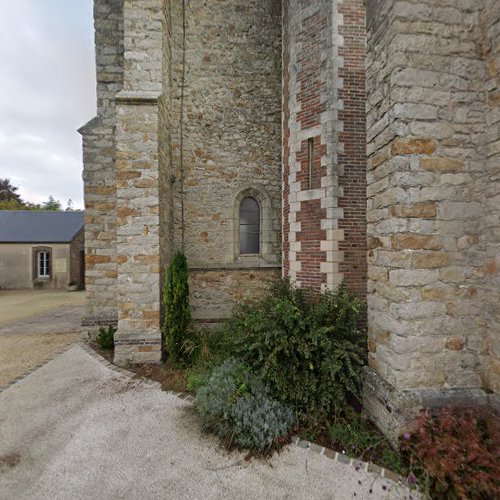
<box><xmin>290</xmin><ymin>436</ymin><xmax>413</xmax><ymax>489</ymax></box>
<box><xmin>80</xmin><ymin>342</ymin><xmax>414</xmax><ymax>491</ymax></box>
<box><xmin>0</xmin><ymin>342</ymin><xmax>77</xmax><ymax>395</ymax></box>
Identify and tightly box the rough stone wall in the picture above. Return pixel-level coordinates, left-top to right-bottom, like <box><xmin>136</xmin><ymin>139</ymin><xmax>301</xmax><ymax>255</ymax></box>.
<box><xmin>282</xmin><ymin>0</ymin><xmax>367</xmax><ymax>296</ymax></box>
<box><xmin>80</xmin><ymin>0</ymin><xmax>122</xmax><ymax>326</ymax></box>
<box><xmin>113</xmin><ymin>0</ymin><xmax>163</xmax><ymax>363</ymax></box>
<box><xmin>159</xmin><ymin>0</ymin><xmax>174</xmax><ymax>285</ymax></box>
<box><xmin>168</xmin><ymin>0</ymin><xmax>283</xmax><ymax>322</ymax></box>
<box><xmin>365</xmin><ymin>0</ymin><xmax>499</xmax><ymax>438</ymax></box>
<box><xmin>189</xmin><ymin>268</ymin><xmax>280</xmax><ymax>325</ymax></box>
<box><xmin>480</xmin><ymin>0</ymin><xmax>500</xmax><ymax>394</ymax></box>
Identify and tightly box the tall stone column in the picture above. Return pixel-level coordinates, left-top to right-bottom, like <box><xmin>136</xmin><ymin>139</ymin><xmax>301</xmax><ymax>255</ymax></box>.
<box><xmin>364</xmin><ymin>0</ymin><xmax>499</xmax><ymax>440</ymax></box>
<box><xmin>114</xmin><ymin>0</ymin><xmax>164</xmax><ymax>363</ymax></box>
<box><xmin>481</xmin><ymin>0</ymin><xmax>500</xmax><ymax>399</ymax></box>
<box><xmin>80</xmin><ymin>0</ymin><xmax>123</xmax><ymax>327</ymax></box>
<box><xmin>282</xmin><ymin>0</ymin><xmax>367</xmax><ymax>297</ymax></box>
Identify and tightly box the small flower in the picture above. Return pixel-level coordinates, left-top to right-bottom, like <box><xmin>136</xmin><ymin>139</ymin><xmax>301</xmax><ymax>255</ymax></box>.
<box><xmin>407</xmin><ymin>472</ymin><xmax>417</xmax><ymax>485</ymax></box>
<box><xmin>404</xmin><ymin>432</ymin><xmax>411</xmax><ymax>440</ymax></box>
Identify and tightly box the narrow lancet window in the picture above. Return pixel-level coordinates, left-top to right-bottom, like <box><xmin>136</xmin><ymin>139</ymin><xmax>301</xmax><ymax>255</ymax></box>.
<box><xmin>239</xmin><ymin>197</ymin><xmax>260</xmax><ymax>254</ymax></box>
<box><xmin>307</xmin><ymin>137</ymin><xmax>314</xmax><ymax>190</ymax></box>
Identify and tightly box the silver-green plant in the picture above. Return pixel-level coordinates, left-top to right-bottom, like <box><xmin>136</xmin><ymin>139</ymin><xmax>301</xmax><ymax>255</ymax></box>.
<box><xmin>196</xmin><ymin>358</ymin><xmax>294</xmax><ymax>451</ymax></box>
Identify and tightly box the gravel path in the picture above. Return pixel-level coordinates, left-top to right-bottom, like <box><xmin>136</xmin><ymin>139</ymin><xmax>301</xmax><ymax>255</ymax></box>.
<box><xmin>0</xmin><ymin>345</ymin><xmax>418</xmax><ymax>500</ymax></box>
<box><xmin>0</xmin><ymin>291</ymin><xmax>84</xmax><ymax>387</ymax></box>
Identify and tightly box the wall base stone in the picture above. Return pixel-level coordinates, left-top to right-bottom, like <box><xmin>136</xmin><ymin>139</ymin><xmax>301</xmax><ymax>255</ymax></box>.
<box><xmin>363</xmin><ymin>367</ymin><xmax>500</xmax><ymax>444</ymax></box>
<box><xmin>81</xmin><ymin>316</ymin><xmax>118</xmax><ymax>328</ymax></box>
<box><xmin>114</xmin><ymin>338</ymin><xmax>162</xmax><ymax>365</ymax></box>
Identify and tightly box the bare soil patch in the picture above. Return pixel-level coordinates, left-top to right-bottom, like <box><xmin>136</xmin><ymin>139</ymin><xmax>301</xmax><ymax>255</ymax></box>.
<box><xmin>86</xmin><ymin>341</ymin><xmax>189</xmax><ymax>394</ymax></box>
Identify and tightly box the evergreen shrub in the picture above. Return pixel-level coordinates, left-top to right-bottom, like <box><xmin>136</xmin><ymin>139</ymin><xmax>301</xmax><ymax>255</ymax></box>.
<box><xmin>95</xmin><ymin>325</ymin><xmax>116</xmax><ymax>350</ymax></box>
<box><xmin>196</xmin><ymin>358</ymin><xmax>294</xmax><ymax>451</ymax></box>
<box><xmin>163</xmin><ymin>251</ymin><xmax>191</xmax><ymax>365</ymax></box>
<box><xmin>223</xmin><ymin>279</ymin><xmax>366</xmax><ymax>425</ymax></box>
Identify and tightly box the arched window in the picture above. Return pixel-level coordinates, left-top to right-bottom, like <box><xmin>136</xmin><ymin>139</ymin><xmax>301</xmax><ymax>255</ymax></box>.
<box><xmin>239</xmin><ymin>197</ymin><xmax>260</xmax><ymax>254</ymax></box>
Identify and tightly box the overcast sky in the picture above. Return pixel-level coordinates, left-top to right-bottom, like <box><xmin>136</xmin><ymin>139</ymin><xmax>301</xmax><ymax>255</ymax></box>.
<box><xmin>0</xmin><ymin>0</ymin><xmax>96</xmax><ymax>209</ymax></box>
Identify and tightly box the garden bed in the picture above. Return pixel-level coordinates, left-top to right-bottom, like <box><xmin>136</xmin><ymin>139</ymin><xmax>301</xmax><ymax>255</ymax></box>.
<box><xmin>89</xmin><ymin>270</ymin><xmax>500</xmax><ymax>499</ymax></box>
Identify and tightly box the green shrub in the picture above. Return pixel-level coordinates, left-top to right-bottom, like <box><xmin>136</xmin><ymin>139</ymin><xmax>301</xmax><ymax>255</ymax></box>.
<box><xmin>196</xmin><ymin>358</ymin><xmax>294</xmax><ymax>451</ymax></box>
<box><xmin>95</xmin><ymin>325</ymin><xmax>116</xmax><ymax>350</ymax></box>
<box><xmin>163</xmin><ymin>251</ymin><xmax>191</xmax><ymax>365</ymax></box>
<box><xmin>223</xmin><ymin>279</ymin><xmax>366</xmax><ymax>425</ymax></box>
<box><xmin>231</xmin><ymin>393</ymin><xmax>295</xmax><ymax>451</ymax></box>
<box><xmin>186</xmin><ymin>371</ymin><xmax>209</xmax><ymax>393</ymax></box>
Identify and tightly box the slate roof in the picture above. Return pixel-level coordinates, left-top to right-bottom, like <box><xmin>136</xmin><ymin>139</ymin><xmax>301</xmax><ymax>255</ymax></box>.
<box><xmin>0</xmin><ymin>211</ymin><xmax>84</xmax><ymax>243</ymax></box>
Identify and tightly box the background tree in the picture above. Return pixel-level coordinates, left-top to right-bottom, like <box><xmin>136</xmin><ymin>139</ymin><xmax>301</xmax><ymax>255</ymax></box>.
<box><xmin>42</xmin><ymin>195</ymin><xmax>62</xmax><ymax>211</ymax></box>
<box><xmin>0</xmin><ymin>178</ymin><xmax>23</xmax><ymax>204</ymax></box>
<box><xmin>0</xmin><ymin>199</ymin><xmax>24</xmax><ymax>210</ymax></box>
<box><xmin>0</xmin><ymin>179</ymin><xmax>67</xmax><ymax>212</ymax></box>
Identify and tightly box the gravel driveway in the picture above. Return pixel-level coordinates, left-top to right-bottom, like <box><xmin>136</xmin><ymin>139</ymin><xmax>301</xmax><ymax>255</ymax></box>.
<box><xmin>0</xmin><ymin>291</ymin><xmax>84</xmax><ymax>387</ymax></box>
<box><xmin>0</xmin><ymin>344</ymin><xmax>417</xmax><ymax>500</ymax></box>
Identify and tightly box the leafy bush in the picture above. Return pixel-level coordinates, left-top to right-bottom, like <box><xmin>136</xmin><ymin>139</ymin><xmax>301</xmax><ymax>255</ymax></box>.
<box><xmin>163</xmin><ymin>251</ymin><xmax>191</xmax><ymax>365</ymax></box>
<box><xmin>196</xmin><ymin>358</ymin><xmax>294</xmax><ymax>451</ymax></box>
<box><xmin>223</xmin><ymin>279</ymin><xmax>366</xmax><ymax>425</ymax></box>
<box><xmin>95</xmin><ymin>325</ymin><xmax>116</xmax><ymax>350</ymax></box>
<box><xmin>186</xmin><ymin>371</ymin><xmax>210</xmax><ymax>393</ymax></box>
<box><xmin>401</xmin><ymin>407</ymin><xmax>500</xmax><ymax>499</ymax></box>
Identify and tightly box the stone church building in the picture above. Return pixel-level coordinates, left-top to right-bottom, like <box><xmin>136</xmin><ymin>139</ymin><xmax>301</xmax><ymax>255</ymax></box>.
<box><xmin>81</xmin><ymin>0</ymin><xmax>499</xmax><ymax>436</ymax></box>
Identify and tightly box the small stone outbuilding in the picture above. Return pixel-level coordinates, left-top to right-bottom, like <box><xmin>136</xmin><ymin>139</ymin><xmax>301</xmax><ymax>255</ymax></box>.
<box><xmin>0</xmin><ymin>211</ymin><xmax>85</xmax><ymax>291</ymax></box>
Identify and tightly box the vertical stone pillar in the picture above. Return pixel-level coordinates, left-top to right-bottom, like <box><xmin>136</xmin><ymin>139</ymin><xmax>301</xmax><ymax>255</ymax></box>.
<box><xmin>282</xmin><ymin>0</ymin><xmax>366</xmax><ymax>296</ymax></box>
<box><xmin>113</xmin><ymin>0</ymin><xmax>163</xmax><ymax>363</ymax></box>
<box><xmin>480</xmin><ymin>0</ymin><xmax>500</xmax><ymax>395</ymax></box>
<box><xmin>80</xmin><ymin>0</ymin><xmax>123</xmax><ymax>327</ymax></box>
<box><xmin>364</xmin><ymin>0</ymin><xmax>499</xmax><ymax>439</ymax></box>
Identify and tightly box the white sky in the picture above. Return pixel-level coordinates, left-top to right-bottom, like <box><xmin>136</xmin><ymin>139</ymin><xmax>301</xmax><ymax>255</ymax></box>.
<box><xmin>0</xmin><ymin>0</ymin><xmax>96</xmax><ymax>209</ymax></box>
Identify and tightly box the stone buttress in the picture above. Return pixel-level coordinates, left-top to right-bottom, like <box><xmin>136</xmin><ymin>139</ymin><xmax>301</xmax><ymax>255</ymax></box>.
<box><xmin>364</xmin><ymin>0</ymin><xmax>500</xmax><ymax>439</ymax></box>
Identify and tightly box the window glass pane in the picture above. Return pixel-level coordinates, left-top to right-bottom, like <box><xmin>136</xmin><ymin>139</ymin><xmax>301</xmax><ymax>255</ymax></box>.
<box><xmin>38</xmin><ymin>251</ymin><xmax>50</xmax><ymax>277</ymax></box>
<box><xmin>239</xmin><ymin>197</ymin><xmax>260</xmax><ymax>254</ymax></box>
<box><xmin>240</xmin><ymin>197</ymin><xmax>259</xmax><ymax>211</ymax></box>
<box><xmin>240</xmin><ymin>224</ymin><xmax>259</xmax><ymax>236</ymax></box>
<box><xmin>240</xmin><ymin>208</ymin><xmax>259</xmax><ymax>225</ymax></box>
<box><xmin>38</xmin><ymin>252</ymin><xmax>43</xmax><ymax>277</ymax></box>
<box><xmin>240</xmin><ymin>231</ymin><xmax>260</xmax><ymax>254</ymax></box>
